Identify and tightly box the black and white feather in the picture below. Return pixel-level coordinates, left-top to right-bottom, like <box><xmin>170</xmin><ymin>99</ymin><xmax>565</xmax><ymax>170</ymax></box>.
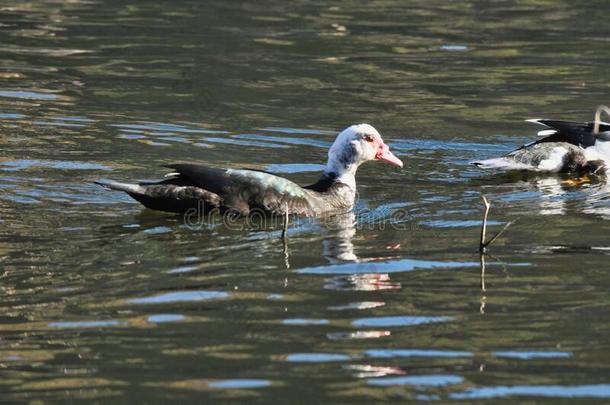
<box><xmin>472</xmin><ymin>119</ymin><xmax>610</xmax><ymax>174</ymax></box>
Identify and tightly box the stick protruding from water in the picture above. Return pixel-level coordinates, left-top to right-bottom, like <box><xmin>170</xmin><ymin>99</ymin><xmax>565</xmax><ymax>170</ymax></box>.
<box><xmin>479</xmin><ymin>195</ymin><xmax>513</xmax><ymax>253</ymax></box>
<box><xmin>282</xmin><ymin>202</ymin><xmax>289</xmax><ymax>239</ymax></box>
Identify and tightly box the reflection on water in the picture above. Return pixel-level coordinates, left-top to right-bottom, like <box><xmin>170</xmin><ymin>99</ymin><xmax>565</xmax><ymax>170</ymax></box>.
<box><xmin>1</xmin><ymin>0</ymin><xmax>610</xmax><ymax>402</ymax></box>
<box><xmin>368</xmin><ymin>374</ymin><xmax>465</xmax><ymax>387</ymax></box>
<box><xmin>327</xmin><ymin>330</ymin><xmax>391</xmax><ymax>340</ymax></box>
<box><xmin>147</xmin><ymin>314</ymin><xmax>185</xmax><ymax>323</ymax></box>
<box><xmin>344</xmin><ymin>364</ymin><xmax>405</xmax><ymax>378</ymax></box>
<box><xmin>450</xmin><ymin>384</ymin><xmax>610</xmax><ymax>400</ymax></box>
<box><xmin>285</xmin><ymin>353</ymin><xmax>353</xmax><ymax>363</ymax></box>
<box><xmin>206</xmin><ymin>379</ymin><xmax>272</xmax><ymax>390</ymax></box>
<box><xmin>324</xmin><ymin>274</ymin><xmax>401</xmax><ymax>291</ymax></box>
<box><xmin>128</xmin><ymin>290</ymin><xmax>229</xmax><ymax>305</ymax></box>
<box><xmin>365</xmin><ymin>349</ymin><xmax>472</xmax><ymax>359</ymax></box>
<box><xmin>322</xmin><ymin>212</ymin><xmax>358</xmax><ymax>262</ymax></box>
<box><xmin>48</xmin><ymin>320</ymin><xmax>123</xmax><ymax>329</ymax></box>
<box><xmin>351</xmin><ymin>315</ymin><xmax>451</xmax><ymax>327</ymax></box>
<box><xmin>493</xmin><ymin>351</ymin><xmax>571</xmax><ymax>360</ymax></box>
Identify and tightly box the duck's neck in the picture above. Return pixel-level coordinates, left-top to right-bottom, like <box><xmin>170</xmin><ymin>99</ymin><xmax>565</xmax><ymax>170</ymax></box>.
<box><xmin>302</xmin><ymin>156</ymin><xmax>359</xmax><ymax>210</ymax></box>
<box><xmin>324</xmin><ymin>155</ymin><xmax>358</xmax><ymax>191</ymax></box>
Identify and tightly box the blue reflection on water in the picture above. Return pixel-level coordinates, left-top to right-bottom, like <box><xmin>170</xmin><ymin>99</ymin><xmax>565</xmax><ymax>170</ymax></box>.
<box><xmin>1</xmin><ymin>159</ymin><xmax>111</xmax><ymax>171</ymax></box>
<box><xmin>258</xmin><ymin>127</ymin><xmax>335</xmax><ymax>135</ymax></box>
<box><xmin>128</xmin><ymin>290</ymin><xmax>229</xmax><ymax>304</ymax></box>
<box><xmin>286</xmin><ymin>353</ymin><xmax>352</xmax><ymax>362</ymax></box>
<box><xmin>32</xmin><ymin>120</ymin><xmax>87</xmax><ymax>127</ymax></box>
<box><xmin>265</xmin><ymin>163</ymin><xmax>326</xmax><ymax>173</ymax></box>
<box><xmin>440</xmin><ymin>44</ymin><xmax>469</xmax><ymax>51</ymax></box>
<box><xmin>204</xmin><ymin>137</ymin><xmax>287</xmax><ymax>149</ymax></box>
<box><xmin>0</xmin><ymin>112</ymin><xmax>27</xmax><ymax>119</ymax></box>
<box><xmin>49</xmin><ymin>320</ymin><xmax>122</xmax><ymax>329</ymax></box>
<box><xmin>208</xmin><ymin>379</ymin><xmax>272</xmax><ymax>389</ymax></box>
<box><xmin>493</xmin><ymin>351</ymin><xmax>571</xmax><ymax>360</ymax></box>
<box><xmin>422</xmin><ymin>219</ymin><xmax>502</xmax><ymax>228</ymax></box>
<box><xmin>236</xmin><ymin>133</ymin><xmax>331</xmax><ymax>148</ymax></box>
<box><xmin>392</xmin><ymin>138</ymin><xmax>510</xmax><ymax>152</ymax></box>
<box><xmin>366</xmin><ymin>349</ymin><xmax>472</xmax><ymax>358</ymax></box>
<box><xmin>282</xmin><ymin>319</ymin><xmax>329</xmax><ymax>325</ymax></box>
<box><xmin>368</xmin><ymin>374</ymin><xmax>464</xmax><ymax>387</ymax></box>
<box><xmin>450</xmin><ymin>384</ymin><xmax>610</xmax><ymax>399</ymax></box>
<box><xmin>168</xmin><ymin>265</ymin><xmax>199</xmax><ymax>274</ymax></box>
<box><xmin>112</xmin><ymin>122</ymin><xmax>225</xmax><ymax>134</ymax></box>
<box><xmin>0</xmin><ymin>90</ymin><xmax>58</xmax><ymax>100</ymax></box>
<box><xmin>298</xmin><ymin>259</ymin><xmax>479</xmax><ymax>275</ymax></box>
<box><xmin>416</xmin><ymin>394</ymin><xmax>441</xmax><ymax>401</ymax></box>
<box><xmin>147</xmin><ymin>314</ymin><xmax>185</xmax><ymax>323</ymax></box>
<box><xmin>143</xmin><ymin>226</ymin><xmax>173</xmax><ymax>235</ymax></box>
<box><xmin>352</xmin><ymin>316</ymin><xmax>451</xmax><ymax>327</ymax></box>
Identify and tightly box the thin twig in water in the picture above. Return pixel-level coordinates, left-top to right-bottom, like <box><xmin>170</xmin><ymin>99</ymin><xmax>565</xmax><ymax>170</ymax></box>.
<box><xmin>281</xmin><ymin>202</ymin><xmax>289</xmax><ymax>239</ymax></box>
<box><xmin>283</xmin><ymin>237</ymin><xmax>290</xmax><ymax>269</ymax></box>
<box><xmin>594</xmin><ymin>105</ymin><xmax>610</xmax><ymax>134</ymax></box>
<box><xmin>479</xmin><ymin>195</ymin><xmax>491</xmax><ymax>253</ymax></box>
<box><xmin>479</xmin><ymin>195</ymin><xmax>514</xmax><ymax>253</ymax></box>
<box><xmin>281</xmin><ymin>203</ymin><xmax>290</xmax><ymax>268</ymax></box>
<box><xmin>479</xmin><ymin>252</ymin><xmax>486</xmax><ymax>292</ymax></box>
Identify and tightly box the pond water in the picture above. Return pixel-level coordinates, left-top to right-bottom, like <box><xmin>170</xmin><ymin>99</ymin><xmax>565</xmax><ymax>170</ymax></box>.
<box><xmin>1</xmin><ymin>0</ymin><xmax>610</xmax><ymax>402</ymax></box>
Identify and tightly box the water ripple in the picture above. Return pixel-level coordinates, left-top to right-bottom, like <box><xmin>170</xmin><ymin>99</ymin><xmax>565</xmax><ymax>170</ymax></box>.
<box><xmin>1</xmin><ymin>160</ymin><xmax>111</xmax><ymax>171</ymax></box>
<box><xmin>48</xmin><ymin>320</ymin><xmax>123</xmax><ymax>329</ymax></box>
<box><xmin>282</xmin><ymin>318</ymin><xmax>329</xmax><ymax>325</ymax></box>
<box><xmin>299</xmin><ymin>259</ymin><xmax>478</xmax><ymax>275</ymax></box>
<box><xmin>493</xmin><ymin>351</ymin><xmax>571</xmax><ymax>360</ymax></box>
<box><xmin>352</xmin><ymin>316</ymin><xmax>451</xmax><ymax>328</ymax></box>
<box><xmin>147</xmin><ymin>314</ymin><xmax>185</xmax><ymax>323</ymax></box>
<box><xmin>265</xmin><ymin>163</ymin><xmax>325</xmax><ymax>173</ymax></box>
<box><xmin>450</xmin><ymin>384</ymin><xmax>610</xmax><ymax>399</ymax></box>
<box><xmin>128</xmin><ymin>290</ymin><xmax>229</xmax><ymax>305</ymax></box>
<box><xmin>285</xmin><ymin>353</ymin><xmax>353</xmax><ymax>362</ymax></box>
<box><xmin>368</xmin><ymin>374</ymin><xmax>465</xmax><ymax>387</ymax></box>
<box><xmin>365</xmin><ymin>349</ymin><xmax>473</xmax><ymax>358</ymax></box>
<box><xmin>0</xmin><ymin>90</ymin><xmax>58</xmax><ymax>100</ymax></box>
<box><xmin>327</xmin><ymin>331</ymin><xmax>390</xmax><ymax>340</ymax></box>
<box><xmin>207</xmin><ymin>379</ymin><xmax>272</xmax><ymax>389</ymax></box>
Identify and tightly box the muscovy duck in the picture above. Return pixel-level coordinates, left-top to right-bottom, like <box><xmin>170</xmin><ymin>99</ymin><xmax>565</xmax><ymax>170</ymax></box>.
<box><xmin>472</xmin><ymin>119</ymin><xmax>610</xmax><ymax>174</ymax></box>
<box><xmin>95</xmin><ymin>124</ymin><xmax>403</xmax><ymax>216</ymax></box>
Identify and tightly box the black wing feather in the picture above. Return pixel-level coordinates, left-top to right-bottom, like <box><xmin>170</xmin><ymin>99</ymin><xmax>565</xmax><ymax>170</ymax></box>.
<box><xmin>163</xmin><ymin>164</ymin><xmax>232</xmax><ymax>194</ymax></box>
<box><xmin>531</xmin><ymin>120</ymin><xmax>610</xmax><ymax>148</ymax></box>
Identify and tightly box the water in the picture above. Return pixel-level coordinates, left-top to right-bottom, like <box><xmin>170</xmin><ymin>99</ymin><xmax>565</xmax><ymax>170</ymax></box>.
<box><xmin>1</xmin><ymin>0</ymin><xmax>610</xmax><ymax>402</ymax></box>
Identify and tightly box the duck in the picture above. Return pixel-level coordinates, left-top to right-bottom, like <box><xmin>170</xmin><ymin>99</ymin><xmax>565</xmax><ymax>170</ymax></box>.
<box><xmin>472</xmin><ymin>118</ymin><xmax>610</xmax><ymax>175</ymax></box>
<box><xmin>95</xmin><ymin>124</ymin><xmax>403</xmax><ymax>216</ymax></box>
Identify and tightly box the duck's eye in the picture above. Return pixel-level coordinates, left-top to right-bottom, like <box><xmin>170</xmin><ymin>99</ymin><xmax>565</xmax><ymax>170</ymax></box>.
<box><xmin>363</xmin><ymin>134</ymin><xmax>374</xmax><ymax>143</ymax></box>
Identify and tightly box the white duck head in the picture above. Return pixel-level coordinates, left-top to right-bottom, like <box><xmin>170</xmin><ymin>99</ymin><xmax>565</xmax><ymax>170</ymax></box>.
<box><xmin>324</xmin><ymin>123</ymin><xmax>403</xmax><ymax>189</ymax></box>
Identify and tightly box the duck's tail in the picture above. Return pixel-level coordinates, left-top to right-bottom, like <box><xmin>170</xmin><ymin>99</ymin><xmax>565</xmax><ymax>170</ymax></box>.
<box><xmin>471</xmin><ymin>158</ymin><xmax>531</xmax><ymax>171</ymax></box>
<box><xmin>94</xmin><ymin>179</ymin><xmax>145</xmax><ymax>194</ymax></box>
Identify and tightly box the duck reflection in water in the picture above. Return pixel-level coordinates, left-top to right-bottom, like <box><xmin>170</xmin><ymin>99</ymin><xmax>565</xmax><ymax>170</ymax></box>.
<box><xmin>285</xmin><ymin>211</ymin><xmax>401</xmax><ymax>291</ymax></box>
<box><xmin>321</xmin><ymin>211</ymin><xmax>358</xmax><ymax>262</ymax></box>
<box><xmin>526</xmin><ymin>176</ymin><xmax>610</xmax><ymax>219</ymax></box>
<box><xmin>473</xmin><ymin>170</ymin><xmax>610</xmax><ymax>219</ymax></box>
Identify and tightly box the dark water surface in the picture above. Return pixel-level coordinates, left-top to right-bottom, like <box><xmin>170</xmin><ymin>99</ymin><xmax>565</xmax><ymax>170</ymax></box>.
<box><xmin>2</xmin><ymin>0</ymin><xmax>610</xmax><ymax>402</ymax></box>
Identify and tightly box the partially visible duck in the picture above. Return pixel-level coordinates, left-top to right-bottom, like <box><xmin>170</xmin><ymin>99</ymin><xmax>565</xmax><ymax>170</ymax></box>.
<box><xmin>95</xmin><ymin>124</ymin><xmax>403</xmax><ymax>216</ymax></box>
<box><xmin>472</xmin><ymin>118</ymin><xmax>610</xmax><ymax>175</ymax></box>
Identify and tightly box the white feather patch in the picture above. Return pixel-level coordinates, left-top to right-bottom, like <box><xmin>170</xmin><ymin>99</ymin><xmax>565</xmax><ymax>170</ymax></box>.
<box><xmin>538</xmin><ymin>146</ymin><xmax>568</xmax><ymax>172</ymax></box>
<box><xmin>584</xmin><ymin>139</ymin><xmax>610</xmax><ymax>162</ymax></box>
<box><xmin>537</xmin><ymin>129</ymin><xmax>557</xmax><ymax>137</ymax></box>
